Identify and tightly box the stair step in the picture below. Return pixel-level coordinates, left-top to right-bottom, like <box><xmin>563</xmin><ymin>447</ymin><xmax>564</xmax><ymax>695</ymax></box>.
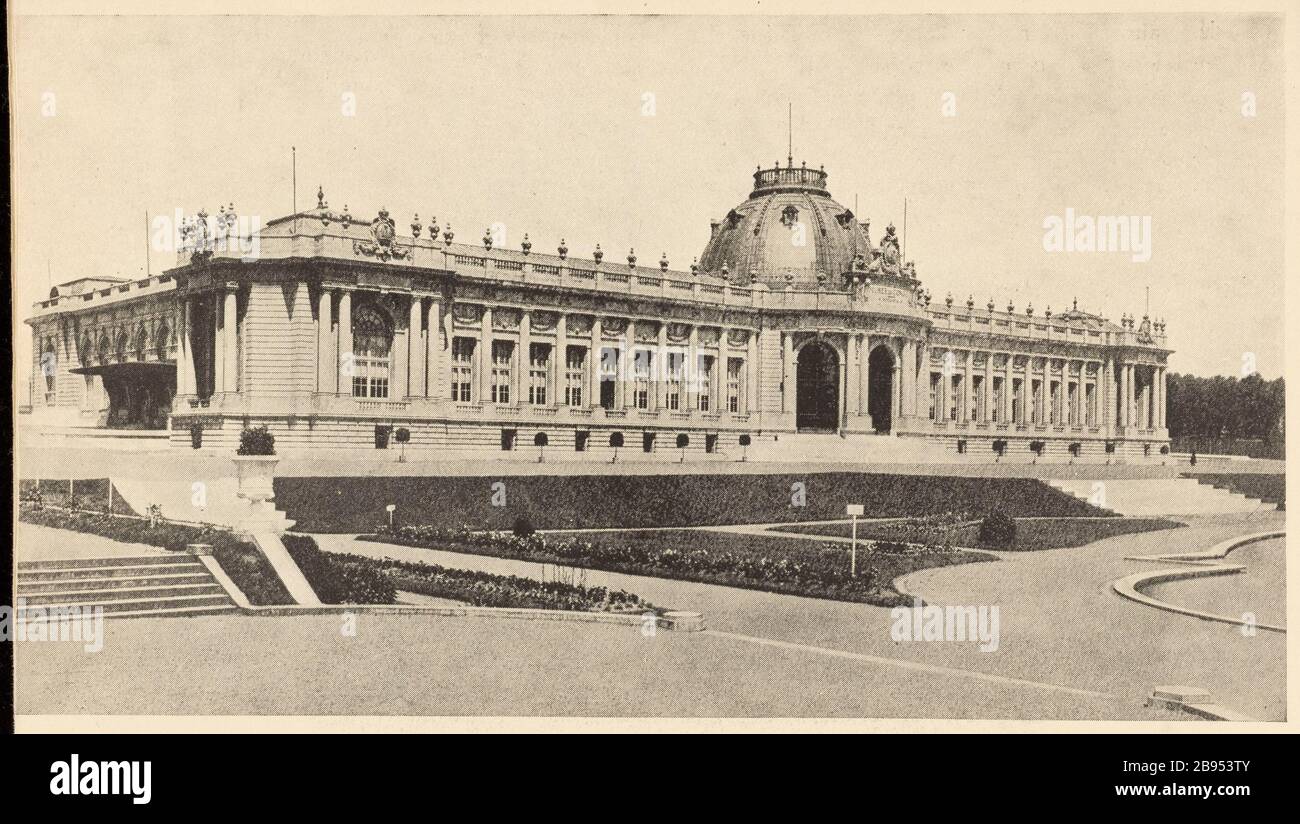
<box><xmin>14</xmin><ymin>572</ymin><xmax>213</xmax><ymax>590</ymax></box>
<box><xmin>17</xmin><ymin>555</ymin><xmax>196</xmax><ymax>571</ymax></box>
<box><xmin>17</xmin><ymin>593</ymin><xmax>233</xmax><ymax>614</ymax></box>
<box><xmin>18</xmin><ymin>584</ymin><xmax>227</xmax><ymax>605</ymax></box>
<box><xmin>95</xmin><ymin>605</ymin><xmax>241</xmax><ymax>619</ymax></box>
<box><xmin>17</xmin><ymin>561</ymin><xmax>204</xmax><ymax>579</ymax></box>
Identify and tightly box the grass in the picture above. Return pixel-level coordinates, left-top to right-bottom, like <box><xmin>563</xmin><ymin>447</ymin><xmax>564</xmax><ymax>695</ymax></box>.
<box><xmin>278</xmin><ymin>472</ymin><xmax>1110</xmax><ymax>533</ymax></box>
<box><xmin>18</xmin><ymin>504</ymin><xmax>293</xmax><ymax>605</ymax></box>
<box><xmin>282</xmin><ymin>534</ymin><xmax>656</xmax><ymax>612</ymax></box>
<box><xmin>360</xmin><ymin>525</ymin><xmax>996</xmax><ymax>606</ymax></box>
<box><xmin>773</xmin><ymin>516</ymin><xmax>1184</xmax><ymax>551</ymax></box>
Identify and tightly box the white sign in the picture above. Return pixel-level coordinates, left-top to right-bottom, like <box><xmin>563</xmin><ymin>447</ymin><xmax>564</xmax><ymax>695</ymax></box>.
<box><xmin>846</xmin><ymin>504</ymin><xmax>865</xmax><ymax>516</ymax></box>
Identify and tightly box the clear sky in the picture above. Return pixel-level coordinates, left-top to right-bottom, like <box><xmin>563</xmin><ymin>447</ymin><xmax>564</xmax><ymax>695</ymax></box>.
<box><xmin>10</xmin><ymin>13</ymin><xmax>1285</xmax><ymax>379</ymax></box>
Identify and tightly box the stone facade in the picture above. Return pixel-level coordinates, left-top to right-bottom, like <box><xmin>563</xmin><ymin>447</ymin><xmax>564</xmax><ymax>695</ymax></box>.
<box><xmin>26</xmin><ymin>162</ymin><xmax>1172</xmax><ymax>460</ymax></box>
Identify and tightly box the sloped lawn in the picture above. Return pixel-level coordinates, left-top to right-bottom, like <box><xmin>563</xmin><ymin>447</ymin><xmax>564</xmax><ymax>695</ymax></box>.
<box><xmin>774</xmin><ymin>516</ymin><xmax>1183</xmax><ymax>550</ymax></box>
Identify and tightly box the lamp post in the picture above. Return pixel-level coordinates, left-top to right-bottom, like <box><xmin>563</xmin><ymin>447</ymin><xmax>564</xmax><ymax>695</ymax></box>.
<box><xmin>846</xmin><ymin>503</ymin><xmax>865</xmax><ymax>576</ymax></box>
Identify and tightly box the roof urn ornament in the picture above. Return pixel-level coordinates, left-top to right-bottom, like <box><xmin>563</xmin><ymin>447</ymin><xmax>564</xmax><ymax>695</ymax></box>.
<box><xmin>593</xmin><ymin>243</ymin><xmax>604</xmax><ymax>264</ymax></box>
<box><xmin>521</xmin><ymin>234</ymin><xmax>532</xmax><ymax>255</ymax></box>
<box><xmin>1027</xmin><ymin>302</ymin><xmax>1034</xmax><ymax>316</ymax></box>
<box><xmin>627</xmin><ymin>248</ymin><xmax>637</xmax><ymax>268</ymax></box>
<box><xmin>816</xmin><ymin>270</ymin><xmax>828</xmax><ymax>287</ymax></box>
<box><xmin>988</xmin><ymin>297</ymin><xmax>996</xmax><ymax>313</ymax></box>
<box><xmin>317</xmin><ymin>186</ymin><xmax>326</xmax><ymax>209</ymax></box>
<box><xmin>945</xmin><ymin>292</ymin><xmax>954</xmax><ymax>308</ymax></box>
<box><xmin>1045</xmin><ymin>306</ymin><xmax>1052</xmax><ymax>321</ymax></box>
<box><xmin>721</xmin><ymin>261</ymin><xmax>729</xmax><ymax>278</ymax></box>
<box><xmin>660</xmin><ymin>252</ymin><xmax>669</xmax><ymax>272</ymax></box>
<box><xmin>411</xmin><ymin>213</ymin><xmax>422</xmax><ymax>238</ymax></box>
<box><xmin>690</xmin><ymin>258</ymin><xmax>699</xmax><ymax>276</ymax></box>
<box><xmin>442</xmin><ymin>223</ymin><xmax>454</xmax><ymax>244</ymax></box>
<box><xmin>428</xmin><ymin>216</ymin><xmax>440</xmax><ymax>241</ymax></box>
<box><xmin>966</xmin><ymin>295</ymin><xmax>975</xmax><ymax>311</ymax></box>
<box><xmin>557</xmin><ymin>239</ymin><xmax>568</xmax><ymax>259</ymax></box>
<box><xmin>341</xmin><ymin>205</ymin><xmax>352</xmax><ymax>230</ymax></box>
<box><xmin>483</xmin><ymin>229</ymin><xmax>493</xmax><ymax>250</ymax></box>
<box><xmin>1007</xmin><ymin>299</ymin><xmax>1015</xmax><ymax>313</ymax></box>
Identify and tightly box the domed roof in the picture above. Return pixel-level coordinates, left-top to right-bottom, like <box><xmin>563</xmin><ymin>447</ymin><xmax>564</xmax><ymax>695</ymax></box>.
<box><xmin>699</xmin><ymin>161</ymin><xmax>873</xmax><ymax>288</ymax></box>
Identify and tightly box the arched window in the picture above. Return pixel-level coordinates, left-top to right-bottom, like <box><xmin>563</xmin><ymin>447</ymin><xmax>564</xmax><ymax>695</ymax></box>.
<box><xmin>115</xmin><ymin>331</ymin><xmax>129</xmax><ymax>362</ymax></box>
<box><xmin>97</xmin><ymin>333</ymin><xmax>111</xmax><ymax>365</ymax></box>
<box><xmin>155</xmin><ymin>321</ymin><xmax>170</xmax><ymax>360</ymax></box>
<box><xmin>352</xmin><ymin>305</ymin><xmax>392</xmax><ymax>399</ymax></box>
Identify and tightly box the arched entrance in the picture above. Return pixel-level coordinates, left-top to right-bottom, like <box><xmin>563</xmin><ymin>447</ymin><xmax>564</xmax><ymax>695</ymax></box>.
<box><xmin>867</xmin><ymin>345</ymin><xmax>895</xmax><ymax>434</ymax></box>
<box><xmin>796</xmin><ymin>341</ymin><xmax>840</xmax><ymax>432</ymax></box>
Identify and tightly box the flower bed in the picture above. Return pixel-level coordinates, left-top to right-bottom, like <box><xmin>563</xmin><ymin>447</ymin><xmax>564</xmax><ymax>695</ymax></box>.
<box><xmin>281</xmin><ymin>534</ymin><xmax>655</xmax><ymax>613</ymax></box>
<box><xmin>359</xmin><ymin>525</ymin><xmax>994</xmax><ymax>606</ymax></box>
<box><xmin>18</xmin><ymin>504</ymin><xmax>293</xmax><ymax>605</ymax></box>
<box><xmin>776</xmin><ymin>515</ymin><xmax>1183</xmax><ymax>550</ymax></box>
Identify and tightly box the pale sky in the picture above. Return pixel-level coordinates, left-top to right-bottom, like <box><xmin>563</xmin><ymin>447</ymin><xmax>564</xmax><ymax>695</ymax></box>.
<box><xmin>10</xmin><ymin>13</ymin><xmax>1285</xmax><ymax>378</ymax></box>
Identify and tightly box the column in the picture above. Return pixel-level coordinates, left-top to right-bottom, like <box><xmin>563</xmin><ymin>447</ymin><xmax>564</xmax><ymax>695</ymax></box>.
<box><xmin>317</xmin><ymin>289</ymin><xmax>333</xmax><ymax>393</ymax></box>
<box><xmin>479</xmin><ymin>305</ymin><xmax>492</xmax><ymax>404</ymax></box>
<box><xmin>1104</xmin><ymin>358</ymin><xmax>1114</xmax><ymax>435</ymax></box>
<box><xmin>589</xmin><ymin>317</ymin><xmax>602</xmax><ymax>409</ymax></box>
<box><xmin>426</xmin><ymin>299</ymin><xmax>442</xmax><ymax>399</ymax></box>
<box><xmin>746</xmin><ymin>330</ymin><xmax>758</xmax><ymax>414</ymax></box>
<box><xmin>212</xmin><ymin>298</ymin><xmax>224</xmax><ymax>393</ymax></box>
<box><xmin>782</xmin><ymin>331</ymin><xmax>795</xmax><ymax>415</ymax></box>
<box><xmin>901</xmin><ymin>338</ymin><xmax>916</xmax><ymax>419</ymax></box>
<box><xmin>1119</xmin><ymin>363</ymin><xmax>1130</xmax><ymax>429</ymax></box>
<box><xmin>1158</xmin><ymin>367</ymin><xmax>1167</xmax><ymax>430</ymax></box>
<box><xmin>553</xmin><ymin>314</ymin><xmax>568</xmax><ymax>408</ymax></box>
<box><xmin>914</xmin><ymin>339</ymin><xmax>928</xmax><ymax>420</ymax></box>
<box><xmin>687</xmin><ymin>327</ymin><xmax>700</xmax><ymax>412</ymax></box>
<box><xmin>1073</xmin><ymin>361</ymin><xmax>1083</xmax><ymax>427</ymax></box>
<box><xmin>890</xmin><ymin>340</ymin><xmax>901</xmax><ymax>423</ymax></box>
<box><xmin>983</xmin><ymin>352</ymin><xmax>993</xmax><ymax>423</ymax></box>
<box><xmin>517</xmin><ymin>310</ymin><xmax>531</xmax><ymax>406</ymax></box>
<box><xmin>713</xmin><ymin>340</ymin><xmax>724</xmax><ymax>414</ymax></box>
<box><xmin>179</xmin><ymin>298</ymin><xmax>195</xmax><ymax>396</ymax></box>
<box><xmin>622</xmin><ymin>322</ymin><xmax>635</xmax><ymax>410</ymax></box>
<box><xmin>337</xmin><ymin>290</ymin><xmax>352</xmax><ymax>395</ymax></box>
<box><xmin>1001</xmin><ymin>354</ymin><xmax>1013</xmax><ymax>424</ymax></box>
<box><xmin>407</xmin><ymin>297</ymin><xmax>425</xmax><ymax>399</ymax></box>
<box><xmin>1142</xmin><ymin>371</ymin><xmax>1152</xmax><ymax>430</ymax></box>
<box><xmin>962</xmin><ymin>350</ymin><xmax>973</xmax><ymax>424</ymax></box>
<box><xmin>222</xmin><ymin>288</ymin><xmax>238</xmax><ymax>393</ymax></box>
<box><xmin>657</xmin><ymin>324</ymin><xmax>669</xmax><ymax>410</ymax></box>
<box><xmin>860</xmin><ymin>334</ymin><xmax>872</xmax><ymax>418</ymax></box>
<box><xmin>846</xmin><ymin>335</ymin><xmax>860</xmax><ymax>418</ymax></box>
<box><xmin>1039</xmin><ymin>358</ymin><xmax>1049</xmax><ymax>425</ymax></box>
<box><xmin>940</xmin><ymin>349</ymin><xmax>951</xmax><ymax>423</ymax></box>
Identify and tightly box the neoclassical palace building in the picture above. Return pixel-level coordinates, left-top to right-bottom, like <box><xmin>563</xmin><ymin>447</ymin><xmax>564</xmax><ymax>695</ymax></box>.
<box><xmin>26</xmin><ymin>158</ymin><xmax>1172</xmax><ymax>460</ymax></box>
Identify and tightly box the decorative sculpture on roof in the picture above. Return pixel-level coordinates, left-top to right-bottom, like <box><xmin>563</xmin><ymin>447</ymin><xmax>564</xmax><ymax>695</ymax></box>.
<box><xmin>1137</xmin><ymin>314</ymin><xmax>1154</xmax><ymax>344</ymax></box>
<box><xmin>780</xmin><ymin>204</ymin><xmax>800</xmax><ymax>228</ymax></box>
<box><xmin>879</xmin><ymin>223</ymin><xmax>901</xmax><ymax>275</ymax></box>
<box><xmin>352</xmin><ymin>208</ymin><xmax>412</xmax><ymax>261</ymax></box>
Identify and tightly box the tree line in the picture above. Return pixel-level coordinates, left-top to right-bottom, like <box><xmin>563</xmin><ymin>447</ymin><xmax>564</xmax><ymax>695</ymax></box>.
<box><xmin>1165</xmin><ymin>372</ymin><xmax>1285</xmax><ymax>447</ymax></box>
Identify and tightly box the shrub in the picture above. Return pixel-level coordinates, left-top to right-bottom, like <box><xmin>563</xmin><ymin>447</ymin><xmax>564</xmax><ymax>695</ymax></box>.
<box><xmin>237</xmin><ymin>425</ymin><xmax>276</xmax><ymax>456</ymax></box>
<box><xmin>190</xmin><ymin>422</ymin><xmax>204</xmax><ymax>449</ymax></box>
<box><xmin>978</xmin><ymin>510</ymin><xmax>1018</xmax><ymax>548</ymax></box>
<box><xmin>512</xmin><ymin>515</ymin><xmax>536</xmax><ymax>538</ymax></box>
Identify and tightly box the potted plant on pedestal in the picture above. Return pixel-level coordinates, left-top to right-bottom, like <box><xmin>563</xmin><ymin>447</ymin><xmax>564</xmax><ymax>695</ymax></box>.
<box><xmin>234</xmin><ymin>425</ymin><xmax>278</xmax><ymax>504</ymax></box>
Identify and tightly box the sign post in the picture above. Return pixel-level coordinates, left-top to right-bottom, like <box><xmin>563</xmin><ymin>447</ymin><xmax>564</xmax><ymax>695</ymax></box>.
<box><xmin>386</xmin><ymin>503</ymin><xmax>396</xmax><ymax>529</ymax></box>
<box><xmin>846</xmin><ymin>504</ymin><xmax>865</xmax><ymax>576</ymax></box>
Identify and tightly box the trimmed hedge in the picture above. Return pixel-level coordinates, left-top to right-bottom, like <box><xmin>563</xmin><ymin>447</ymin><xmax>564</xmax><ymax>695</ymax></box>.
<box><xmin>278</xmin><ymin>472</ymin><xmax>1111</xmax><ymax>533</ymax></box>
<box><xmin>18</xmin><ymin>505</ymin><xmax>293</xmax><ymax>605</ymax></box>
<box><xmin>282</xmin><ymin>534</ymin><xmax>654</xmax><ymax>612</ymax></box>
<box><xmin>360</xmin><ymin>525</ymin><xmax>994</xmax><ymax>606</ymax></box>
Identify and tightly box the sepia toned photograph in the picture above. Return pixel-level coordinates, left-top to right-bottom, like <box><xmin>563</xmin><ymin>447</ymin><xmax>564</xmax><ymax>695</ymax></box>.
<box><xmin>7</xmin><ymin>2</ymin><xmax>1292</xmax><ymax>736</ymax></box>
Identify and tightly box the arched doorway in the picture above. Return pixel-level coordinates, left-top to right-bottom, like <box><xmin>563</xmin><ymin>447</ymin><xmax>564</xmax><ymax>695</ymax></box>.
<box><xmin>796</xmin><ymin>341</ymin><xmax>840</xmax><ymax>432</ymax></box>
<box><xmin>868</xmin><ymin>345</ymin><xmax>895</xmax><ymax>434</ymax></box>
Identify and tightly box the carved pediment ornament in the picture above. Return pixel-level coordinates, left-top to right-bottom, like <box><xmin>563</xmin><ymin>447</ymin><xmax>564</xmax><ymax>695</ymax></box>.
<box><xmin>353</xmin><ymin>208</ymin><xmax>413</xmax><ymax>261</ymax></box>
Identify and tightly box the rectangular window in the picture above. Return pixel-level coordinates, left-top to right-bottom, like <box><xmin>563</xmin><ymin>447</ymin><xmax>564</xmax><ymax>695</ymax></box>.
<box><xmin>574</xmin><ymin>430</ymin><xmax>589</xmax><ymax>452</ymax></box>
<box><xmin>491</xmin><ymin>341</ymin><xmax>513</xmax><ymax>404</ymax></box>
<box><xmin>705</xmin><ymin>433</ymin><xmax>718</xmax><ymax>454</ymax></box>
<box><xmin>929</xmin><ymin>373</ymin><xmax>941</xmax><ymax>421</ymax></box>
<box><xmin>642</xmin><ymin>431</ymin><xmax>655</xmax><ymax>453</ymax></box>
<box><xmin>726</xmin><ymin>357</ymin><xmax>743</xmax><ymax>413</ymax></box>
<box><xmin>599</xmin><ymin>347</ymin><xmax>619</xmax><ymax>410</ymax></box>
<box><xmin>697</xmin><ymin>354</ymin><xmax>715</xmax><ymax>412</ymax></box>
<box><xmin>500</xmin><ymin>429</ymin><xmax>516</xmax><ymax>451</ymax></box>
<box><xmin>992</xmin><ymin>376</ymin><xmax>1003</xmax><ymax>423</ymax></box>
<box><xmin>1067</xmin><ymin>382</ymin><xmax>1078</xmax><ymax>425</ymax></box>
<box><xmin>528</xmin><ymin>343</ymin><xmax>550</xmax><ymax>405</ymax></box>
<box><xmin>451</xmin><ymin>338</ymin><xmax>475</xmax><ymax>402</ymax></box>
<box><xmin>1085</xmin><ymin>384</ymin><xmax>1096</xmax><ymax>426</ymax></box>
<box><xmin>665</xmin><ymin>352</ymin><xmax>684</xmax><ymax>410</ymax></box>
<box><xmin>565</xmin><ymin>345</ymin><xmax>586</xmax><ymax>407</ymax></box>
<box><xmin>633</xmin><ymin>349</ymin><xmax>652</xmax><ymax>410</ymax></box>
<box><xmin>1031</xmin><ymin>379</ymin><xmax>1042</xmax><ymax>424</ymax></box>
<box><xmin>1013</xmin><ymin>378</ymin><xmax>1024</xmax><ymax>424</ymax></box>
<box><xmin>949</xmin><ymin>375</ymin><xmax>961</xmax><ymax>421</ymax></box>
<box><xmin>972</xmin><ymin>375</ymin><xmax>984</xmax><ymax>423</ymax></box>
<box><xmin>1049</xmin><ymin>380</ymin><xmax>1061</xmax><ymax>424</ymax></box>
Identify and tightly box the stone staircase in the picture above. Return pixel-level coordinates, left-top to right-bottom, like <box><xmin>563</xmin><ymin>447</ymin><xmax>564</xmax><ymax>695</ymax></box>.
<box><xmin>744</xmin><ymin>432</ymin><xmax>957</xmax><ymax>464</ymax></box>
<box><xmin>16</xmin><ymin>554</ymin><xmax>238</xmax><ymax>619</ymax></box>
<box><xmin>1046</xmin><ymin>478</ymin><xmax>1276</xmax><ymax>516</ymax></box>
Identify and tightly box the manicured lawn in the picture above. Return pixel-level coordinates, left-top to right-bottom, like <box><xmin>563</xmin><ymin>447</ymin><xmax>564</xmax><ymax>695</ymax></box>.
<box><xmin>774</xmin><ymin>517</ymin><xmax>1183</xmax><ymax>551</ymax></box>
<box><xmin>358</xmin><ymin>526</ymin><xmax>997</xmax><ymax>606</ymax></box>
<box><xmin>278</xmin><ymin>472</ymin><xmax>1110</xmax><ymax>533</ymax></box>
